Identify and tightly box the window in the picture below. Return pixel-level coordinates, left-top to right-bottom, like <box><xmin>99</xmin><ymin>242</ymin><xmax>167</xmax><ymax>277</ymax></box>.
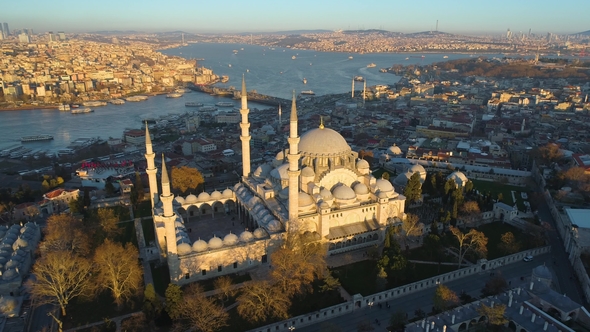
<box><xmin>218</xmin><ymin>265</ymin><xmax>222</xmax><ymax>272</ymax></box>
<box><xmin>233</xmin><ymin>262</ymin><xmax>238</xmax><ymax>269</ymax></box>
<box><xmin>262</xmin><ymin>254</ymin><xmax>267</xmax><ymax>263</ymax></box>
<box><xmin>201</xmin><ymin>270</ymin><xmax>206</xmax><ymax>276</ymax></box>
<box><xmin>185</xmin><ymin>273</ymin><xmax>189</xmax><ymax>279</ymax></box>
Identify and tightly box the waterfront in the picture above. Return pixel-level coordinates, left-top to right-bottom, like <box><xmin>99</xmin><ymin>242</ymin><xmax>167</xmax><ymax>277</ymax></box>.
<box><xmin>0</xmin><ymin>43</ymin><xmax>494</xmax><ymax>152</ymax></box>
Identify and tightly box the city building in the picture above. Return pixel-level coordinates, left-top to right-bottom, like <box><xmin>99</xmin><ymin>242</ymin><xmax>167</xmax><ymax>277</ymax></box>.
<box><xmin>124</xmin><ymin>129</ymin><xmax>150</xmax><ymax>146</ymax></box>
<box><xmin>145</xmin><ymin>77</ymin><xmax>406</xmax><ymax>284</ymax></box>
<box><xmin>2</xmin><ymin>23</ymin><xmax>9</xmax><ymax>36</ymax></box>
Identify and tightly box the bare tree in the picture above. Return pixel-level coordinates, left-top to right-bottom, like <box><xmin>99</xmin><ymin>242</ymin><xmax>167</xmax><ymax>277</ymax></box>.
<box><xmin>96</xmin><ymin>208</ymin><xmax>120</xmax><ymax>237</ymax></box>
<box><xmin>460</xmin><ymin>201</ymin><xmax>481</xmax><ymax>226</ymax></box>
<box><xmin>23</xmin><ymin>205</ymin><xmax>39</xmax><ymax>221</ymax></box>
<box><xmin>401</xmin><ymin>213</ymin><xmax>423</xmax><ymax>245</ymax></box>
<box><xmin>27</xmin><ymin>251</ymin><xmax>95</xmax><ymax>316</ymax></box>
<box><xmin>449</xmin><ymin>226</ymin><xmax>488</xmax><ymax>269</ymax></box>
<box><xmin>174</xmin><ymin>284</ymin><xmax>229</xmax><ymax>332</ymax></box>
<box><xmin>213</xmin><ymin>275</ymin><xmax>235</xmax><ymax>301</ymax></box>
<box><xmin>41</xmin><ymin>214</ymin><xmax>92</xmax><ymax>257</ymax></box>
<box><xmin>237</xmin><ymin>280</ymin><xmax>291</xmax><ymax>324</ymax></box>
<box><xmin>93</xmin><ymin>240</ymin><xmax>143</xmax><ymax>309</ymax></box>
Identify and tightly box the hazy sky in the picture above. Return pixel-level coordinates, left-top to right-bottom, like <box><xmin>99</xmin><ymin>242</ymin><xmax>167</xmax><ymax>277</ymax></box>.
<box><xmin>4</xmin><ymin>0</ymin><xmax>589</xmax><ymax>35</ymax></box>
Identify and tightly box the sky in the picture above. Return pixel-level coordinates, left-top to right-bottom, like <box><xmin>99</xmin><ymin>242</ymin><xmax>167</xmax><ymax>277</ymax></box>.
<box><xmin>3</xmin><ymin>0</ymin><xmax>589</xmax><ymax>35</ymax></box>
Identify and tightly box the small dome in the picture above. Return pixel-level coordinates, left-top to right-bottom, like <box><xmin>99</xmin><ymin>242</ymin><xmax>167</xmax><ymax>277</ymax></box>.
<box><xmin>222</xmin><ymin>188</ymin><xmax>233</xmax><ymax>198</ymax></box>
<box><xmin>378</xmin><ymin>191</ymin><xmax>388</xmax><ymax>199</ymax></box>
<box><xmin>239</xmin><ymin>231</ymin><xmax>254</xmax><ymax>242</ymax></box>
<box><xmin>175</xmin><ymin>196</ymin><xmax>185</xmax><ymax>204</ymax></box>
<box><xmin>185</xmin><ymin>194</ymin><xmax>198</xmax><ymax>204</ymax></box>
<box><xmin>174</xmin><ymin>220</ymin><xmax>184</xmax><ymax>228</ymax></box>
<box><xmin>208</xmin><ymin>236</ymin><xmax>223</xmax><ymax>249</ymax></box>
<box><xmin>301</xmin><ymin>167</ymin><xmax>315</xmax><ymax>177</ymax></box>
<box><xmin>320</xmin><ymin>201</ymin><xmax>331</xmax><ymax>209</ymax></box>
<box><xmin>353</xmin><ymin>183</ymin><xmax>369</xmax><ymax>195</ymax></box>
<box><xmin>5</xmin><ymin>260</ymin><xmax>18</xmax><ymax>269</ymax></box>
<box><xmin>376</xmin><ymin>178</ymin><xmax>395</xmax><ymax>192</ymax></box>
<box><xmin>447</xmin><ymin>171</ymin><xmax>469</xmax><ymax>187</ymax></box>
<box><xmin>332</xmin><ymin>185</ymin><xmax>356</xmax><ymax>200</ymax></box>
<box><xmin>388</xmin><ymin>144</ymin><xmax>402</xmax><ymax>155</ymax></box>
<box><xmin>198</xmin><ymin>192</ymin><xmax>211</xmax><ymax>201</ymax></box>
<box><xmin>3</xmin><ymin>269</ymin><xmax>17</xmax><ymax>281</ymax></box>
<box><xmin>192</xmin><ymin>239</ymin><xmax>208</xmax><ymax>252</ymax></box>
<box><xmin>253</xmin><ymin>228</ymin><xmax>267</xmax><ymax>239</ymax></box>
<box><xmin>223</xmin><ymin>233</ymin><xmax>239</xmax><ymax>246</ymax></box>
<box><xmin>211</xmin><ymin>190</ymin><xmax>222</xmax><ymax>200</ymax></box>
<box><xmin>15</xmin><ymin>238</ymin><xmax>28</xmax><ymax>249</ymax></box>
<box><xmin>319</xmin><ymin>188</ymin><xmax>333</xmax><ymax>200</ymax></box>
<box><xmin>177</xmin><ymin>243</ymin><xmax>192</xmax><ymax>255</ymax></box>
<box><xmin>267</xmin><ymin>219</ymin><xmax>282</xmax><ymax>232</ymax></box>
<box><xmin>409</xmin><ymin>164</ymin><xmax>426</xmax><ymax>174</ymax></box>
<box><xmin>298</xmin><ymin>192</ymin><xmax>315</xmax><ymax>208</ymax></box>
<box><xmin>356</xmin><ymin>159</ymin><xmax>370</xmax><ymax>170</ymax></box>
<box><xmin>393</xmin><ymin>171</ymin><xmax>411</xmax><ymax>186</ymax></box>
<box><xmin>532</xmin><ymin>265</ymin><xmax>552</xmax><ymax>280</ymax></box>
<box><xmin>253</xmin><ymin>163</ymin><xmax>274</xmax><ymax>178</ymax></box>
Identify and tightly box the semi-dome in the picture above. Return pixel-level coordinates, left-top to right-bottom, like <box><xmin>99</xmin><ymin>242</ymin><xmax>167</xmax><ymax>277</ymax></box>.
<box><xmin>408</xmin><ymin>164</ymin><xmax>427</xmax><ymax>180</ymax></box>
<box><xmin>301</xmin><ymin>167</ymin><xmax>315</xmax><ymax>177</ymax></box>
<box><xmin>253</xmin><ymin>163</ymin><xmax>274</xmax><ymax>178</ymax></box>
<box><xmin>239</xmin><ymin>231</ymin><xmax>254</xmax><ymax>242</ymax></box>
<box><xmin>356</xmin><ymin>159</ymin><xmax>370</xmax><ymax>170</ymax></box>
<box><xmin>208</xmin><ymin>236</ymin><xmax>223</xmax><ymax>249</ymax></box>
<box><xmin>319</xmin><ymin>188</ymin><xmax>333</xmax><ymax>200</ymax></box>
<box><xmin>270</xmin><ymin>164</ymin><xmax>290</xmax><ymax>181</ymax></box>
<box><xmin>222</xmin><ymin>188</ymin><xmax>233</xmax><ymax>198</ymax></box>
<box><xmin>253</xmin><ymin>228</ymin><xmax>267</xmax><ymax>239</ymax></box>
<box><xmin>275</xmin><ymin>150</ymin><xmax>286</xmax><ymax>161</ymax></box>
<box><xmin>298</xmin><ymin>192</ymin><xmax>315</xmax><ymax>208</ymax></box>
<box><xmin>223</xmin><ymin>233</ymin><xmax>239</xmax><ymax>246</ymax></box>
<box><xmin>332</xmin><ymin>184</ymin><xmax>356</xmax><ymax>200</ymax></box>
<box><xmin>393</xmin><ymin>172</ymin><xmax>411</xmax><ymax>187</ymax></box>
<box><xmin>192</xmin><ymin>239</ymin><xmax>208</xmax><ymax>252</ymax></box>
<box><xmin>375</xmin><ymin>178</ymin><xmax>395</xmax><ymax>193</ymax></box>
<box><xmin>211</xmin><ymin>190</ymin><xmax>222</xmax><ymax>200</ymax></box>
<box><xmin>197</xmin><ymin>192</ymin><xmax>211</xmax><ymax>201</ymax></box>
<box><xmin>185</xmin><ymin>194</ymin><xmax>198</xmax><ymax>204</ymax></box>
<box><xmin>388</xmin><ymin>144</ymin><xmax>402</xmax><ymax>155</ymax></box>
<box><xmin>353</xmin><ymin>183</ymin><xmax>369</xmax><ymax>195</ymax></box>
<box><xmin>177</xmin><ymin>243</ymin><xmax>192</xmax><ymax>255</ymax></box>
<box><xmin>299</xmin><ymin>127</ymin><xmax>351</xmax><ymax>156</ymax></box>
<box><xmin>175</xmin><ymin>196</ymin><xmax>185</xmax><ymax>204</ymax></box>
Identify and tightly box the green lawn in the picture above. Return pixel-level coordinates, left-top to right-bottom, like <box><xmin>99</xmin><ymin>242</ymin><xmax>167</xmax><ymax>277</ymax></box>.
<box><xmin>471</xmin><ymin>179</ymin><xmax>530</xmax><ymax>212</ymax></box>
<box><xmin>150</xmin><ymin>262</ymin><xmax>171</xmax><ymax>296</ymax></box>
<box><xmin>476</xmin><ymin>222</ymin><xmax>530</xmax><ymax>260</ymax></box>
<box><xmin>114</xmin><ymin>220</ymin><xmax>137</xmax><ymax>246</ymax></box>
<box><xmin>135</xmin><ymin>200</ymin><xmax>153</xmax><ymax>218</ymax></box>
<box><xmin>332</xmin><ymin>260</ymin><xmax>378</xmax><ymax>296</ymax></box>
<box><xmin>141</xmin><ymin>218</ymin><xmax>156</xmax><ymax>245</ymax></box>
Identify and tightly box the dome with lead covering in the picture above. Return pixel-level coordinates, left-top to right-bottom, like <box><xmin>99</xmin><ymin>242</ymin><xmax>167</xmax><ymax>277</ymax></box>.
<box><xmin>211</xmin><ymin>190</ymin><xmax>222</xmax><ymax>200</ymax></box>
<box><xmin>354</xmin><ymin>183</ymin><xmax>369</xmax><ymax>195</ymax></box>
<box><xmin>332</xmin><ymin>185</ymin><xmax>356</xmax><ymax>201</ymax></box>
<box><xmin>388</xmin><ymin>144</ymin><xmax>402</xmax><ymax>155</ymax></box>
<box><xmin>376</xmin><ymin>178</ymin><xmax>395</xmax><ymax>193</ymax></box>
<box><xmin>267</xmin><ymin>219</ymin><xmax>282</xmax><ymax>232</ymax></box>
<box><xmin>301</xmin><ymin>167</ymin><xmax>315</xmax><ymax>177</ymax></box>
<box><xmin>223</xmin><ymin>233</ymin><xmax>239</xmax><ymax>246</ymax></box>
<box><xmin>198</xmin><ymin>192</ymin><xmax>211</xmax><ymax>201</ymax></box>
<box><xmin>177</xmin><ymin>243</ymin><xmax>192</xmax><ymax>255</ymax></box>
<box><xmin>356</xmin><ymin>159</ymin><xmax>370</xmax><ymax>170</ymax></box>
<box><xmin>298</xmin><ymin>192</ymin><xmax>315</xmax><ymax>208</ymax></box>
<box><xmin>253</xmin><ymin>228</ymin><xmax>267</xmax><ymax>239</ymax></box>
<box><xmin>270</xmin><ymin>164</ymin><xmax>290</xmax><ymax>181</ymax></box>
<box><xmin>208</xmin><ymin>236</ymin><xmax>223</xmax><ymax>249</ymax></box>
<box><xmin>3</xmin><ymin>269</ymin><xmax>17</xmax><ymax>281</ymax></box>
<box><xmin>192</xmin><ymin>239</ymin><xmax>208</xmax><ymax>252</ymax></box>
<box><xmin>185</xmin><ymin>194</ymin><xmax>198</xmax><ymax>204</ymax></box>
<box><xmin>299</xmin><ymin>127</ymin><xmax>351</xmax><ymax>156</ymax></box>
<box><xmin>222</xmin><ymin>188</ymin><xmax>233</xmax><ymax>198</ymax></box>
<box><xmin>239</xmin><ymin>231</ymin><xmax>254</xmax><ymax>242</ymax></box>
<box><xmin>254</xmin><ymin>164</ymin><xmax>273</xmax><ymax>178</ymax></box>
<box><xmin>175</xmin><ymin>196</ymin><xmax>185</xmax><ymax>204</ymax></box>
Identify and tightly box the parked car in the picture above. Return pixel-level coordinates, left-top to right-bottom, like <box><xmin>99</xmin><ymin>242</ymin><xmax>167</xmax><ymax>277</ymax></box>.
<box><xmin>523</xmin><ymin>255</ymin><xmax>533</xmax><ymax>262</ymax></box>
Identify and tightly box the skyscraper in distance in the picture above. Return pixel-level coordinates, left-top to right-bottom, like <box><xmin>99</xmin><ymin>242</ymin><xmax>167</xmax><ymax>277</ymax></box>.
<box><xmin>2</xmin><ymin>23</ymin><xmax>9</xmax><ymax>36</ymax></box>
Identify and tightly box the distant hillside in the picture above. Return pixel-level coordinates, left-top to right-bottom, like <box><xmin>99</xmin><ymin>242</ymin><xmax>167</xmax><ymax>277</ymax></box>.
<box><xmin>405</xmin><ymin>30</ymin><xmax>454</xmax><ymax>37</ymax></box>
<box><xmin>91</xmin><ymin>30</ymin><xmax>142</xmax><ymax>35</ymax></box>
<box><xmin>238</xmin><ymin>30</ymin><xmax>332</xmax><ymax>35</ymax></box>
<box><xmin>574</xmin><ymin>30</ymin><xmax>590</xmax><ymax>35</ymax></box>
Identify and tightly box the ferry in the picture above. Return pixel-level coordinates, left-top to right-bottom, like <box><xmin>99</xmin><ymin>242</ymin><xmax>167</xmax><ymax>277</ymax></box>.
<box><xmin>301</xmin><ymin>90</ymin><xmax>315</xmax><ymax>95</ymax></box>
<box><xmin>110</xmin><ymin>99</ymin><xmax>125</xmax><ymax>105</ymax></box>
<box><xmin>21</xmin><ymin>134</ymin><xmax>54</xmax><ymax>142</ymax></box>
<box><xmin>198</xmin><ymin>106</ymin><xmax>218</xmax><ymax>112</ymax></box>
<box><xmin>58</xmin><ymin>104</ymin><xmax>70</xmax><ymax>111</ymax></box>
<box><xmin>57</xmin><ymin>149</ymin><xmax>75</xmax><ymax>157</ymax></box>
<box><xmin>71</xmin><ymin>108</ymin><xmax>93</xmax><ymax>114</ymax></box>
<box><xmin>367</xmin><ymin>63</ymin><xmax>377</xmax><ymax>68</ymax></box>
<box><xmin>0</xmin><ymin>145</ymin><xmax>24</xmax><ymax>157</ymax></box>
<box><xmin>348</xmin><ymin>56</ymin><xmax>354</xmax><ymax>60</ymax></box>
<box><xmin>166</xmin><ymin>93</ymin><xmax>183</xmax><ymax>98</ymax></box>
<box><xmin>185</xmin><ymin>102</ymin><xmax>204</xmax><ymax>107</ymax></box>
<box><xmin>443</xmin><ymin>55</ymin><xmax>449</xmax><ymax>59</ymax></box>
<box><xmin>125</xmin><ymin>95</ymin><xmax>149</xmax><ymax>102</ymax></box>
<box><xmin>292</xmin><ymin>55</ymin><xmax>296</xmax><ymax>60</ymax></box>
<box><xmin>82</xmin><ymin>101</ymin><xmax>107</xmax><ymax>107</ymax></box>
<box><xmin>303</xmin><ymin>78</ymin><xmax>307</xmax><ymax>84</ymax></box>
<box><xmin>215</xmin><ymin>102</ymin><xmax>234</xmax><ymax>107</ymax></box>
<box><xmin>354</xmin><ymin>76</ymin><xmax>364</xmax><ymax>82</ymax></box>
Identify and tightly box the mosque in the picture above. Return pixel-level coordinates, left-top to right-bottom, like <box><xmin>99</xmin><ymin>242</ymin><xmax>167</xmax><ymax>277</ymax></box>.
<box><xmin>145</xmin><ymin>77</ymin><xmax>407</xmax><ymax>284</ymax></box>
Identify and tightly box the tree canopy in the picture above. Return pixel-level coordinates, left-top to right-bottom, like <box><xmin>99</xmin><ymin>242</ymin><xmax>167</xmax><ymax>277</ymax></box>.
<box><xmin>237</xmin><ymin>280</ymin><xmax>291</xmax><ymax>324</ymax></box>
<box><xmin>403</xmin><ymin>172</ymin><xmax>422</xmax><ymax>205</ymax></box>
<box><xmin>449</xmin><ymin>226</ymin><xmax>488</xmax><ymax>268</ymax></box>
<box><xmin>170</xmin><ymin>166</ymin><xmax>204</xmax><ymax>194</ymax></box>
<box><xmin>433</xmin><ymin>284</ymin><xmax>459</xmax><ymax>312</ymax></box>
<box><xmin>41</xmin><ymin>213</ymin><xmax>92</xmax><ymax>256</ymax></box>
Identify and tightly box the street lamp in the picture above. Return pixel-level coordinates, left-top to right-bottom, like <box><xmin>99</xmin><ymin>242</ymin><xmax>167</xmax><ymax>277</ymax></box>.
<box><xmin>368</xmin><ymin>301</ymin><xmax>374</xmax><ymax>309</ymax></box>
<box><xmin>288</xmin><ymin>326</ymin><xmax>295</xmax><ymax>331</ymax></box>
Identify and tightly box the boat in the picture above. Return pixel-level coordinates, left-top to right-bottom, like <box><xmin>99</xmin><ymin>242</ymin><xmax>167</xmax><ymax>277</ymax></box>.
<box><xmin>82</xmin><ymin>101</ymin><xmax>107</xmax><ymax>107</ymax></box>
<box><xmin>228</xmin><ymin>64</ymin><xmax>232</xmax><ymax>67</ymax></box>
<box><xmin>233</xmin><ymin>50</ymin><xmax>238</xmax><ymax>54</ymax></box>
<box><xmin>0</xmin><ymin>145</ymin><xmax>24</xmax><ymax>157</ymax></box>
<box><xmin>126</xmin><ymin>96</ymin><xmax>148</xmax><ymax>102</ymax></box>
<box><xmin>58</xmin><ymin>104</ymin><xmax>70</xmax><ymax>111</ymax></box>
<box><xmin>303</xmin><ymin>78</ymin><xmax>307</xmax><ymax>84</ymax></box>
<box><xmin>367</xmin><ymin>63</ymin><xmax>377</xmax><ymax>68</ymax></box>
<box><xmin>71</xmin><ymin>108</ymin><xmax>93</xmax><ymax>114</ymax></box>
<box><xmin>166</xmin><ymin>93</ymin><xmax>183</xmax><ymax>98</ymax></box>
<box><xmin>292</xmin><ymin>55</ymin><xmax>296</xmax><ymax>60</ymax></box>
<box><xmin>199</xmin><ymin>106</ymin><xmax>218</xmax><ymax>112</ymax></box>
<box><xmin>354</xmin><ymin>76</ymin><xmax>364</xmax><ymax>82</ymax></box>
<box><xmin>405</xmin><ymin>57</ymin><xmax>409</xmax><ymax>60</ymax></box>
<box><xmin>443</xmin><ymin>55</ymin><xmax>449</xmax><ymax>59</ymax></box>
<box><xmin>57</xmin><ymin>148</ymin><xmax>75</xmax><ymax>157</ymax></box>
<box><xmin>301</xmin><ymin>90</ymin><xmax>315</xmax><ymax>95</ymax></box>
<box><xmin>379</xmin><ymin>68</ymin><xmax>388</xmax><ymax>73</ymax></box>
<box><xmin>348</xmin><ymin>56</ymin><xmax>354</xmax><ymax>60</ymax></box>
<box><xmin>220</xmin><ymin>75</ymin><xmax>229</xmax><ymax>83</ymax></box>
<box><xmin>185</xmin><ymin>102</ymin><xmax>204</xmax><ymax>107</ymax></box>
<box><xmin>110</xmin><ymin>99</ymin><xmax>125</xmax><ymax>105</ymax></box>
<box><xmin>71</xmin><ymin>104</ymin><xmax>79</xmax><ymax>108</ymax></box>
<box><xmin>215</xmin><ymin>102</ymin><xmax>234</xmax><ymax>107</ymax></box>
<box><xmin>10</xmin><ymin>148</ymin><xmax>31</xmax><ymax>159</ymax></box>
<box><xmin>21</xmin><ymin>135</ymin><xmax>54</xmax><ymax>142</ymax></box>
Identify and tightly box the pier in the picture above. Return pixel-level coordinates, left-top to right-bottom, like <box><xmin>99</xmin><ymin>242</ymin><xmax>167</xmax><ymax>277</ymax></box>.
<box><xmin>188</xmin><ymin>83</ymin><xmax>290</xmax><ymax>107</ymax></box>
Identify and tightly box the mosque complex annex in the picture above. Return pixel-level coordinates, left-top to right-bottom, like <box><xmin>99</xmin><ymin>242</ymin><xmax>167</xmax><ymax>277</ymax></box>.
<box><xmin>145</xmin><ymin>77</ymin><xmax>407</xmax><ymax>284</ymax></box>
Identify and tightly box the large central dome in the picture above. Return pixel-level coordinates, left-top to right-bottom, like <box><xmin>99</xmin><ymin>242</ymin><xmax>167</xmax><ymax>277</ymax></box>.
<box><xmin>299</xmin><ymin>127</ymin><xmax>351</xmax><ymax>156</ymax></box>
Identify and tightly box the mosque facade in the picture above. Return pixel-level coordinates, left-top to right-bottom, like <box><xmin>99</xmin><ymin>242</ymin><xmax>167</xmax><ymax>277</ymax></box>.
<box><xmin>146</xmin><ymin>78</ymin><xmax>406</xmax><ymax>284</ymax></box>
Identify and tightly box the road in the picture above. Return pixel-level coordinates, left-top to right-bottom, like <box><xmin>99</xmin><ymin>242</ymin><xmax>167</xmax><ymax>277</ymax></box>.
<box><xmin>299</xmin><ymin>253</ymin><xmax>555</xmax><ymax>332</ymax></box>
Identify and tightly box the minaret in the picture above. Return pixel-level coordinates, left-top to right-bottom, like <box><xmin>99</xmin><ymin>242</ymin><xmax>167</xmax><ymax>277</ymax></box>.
<box><xmin>363</xmin><ymin>79</ymin><xmax>367</xmax><ymax>105</ymax></box>
<box><xmin>278</xmin><ymin>104</ymin><xmax>282</xmax><ymax>132</ymax></box>
<box><xmin>521</xmin><ymin>118</ymin><xmax>526</xmax><ymax>133</ymax></box>
<box><xmin>239</xmin><ymin>74</ymin><xmax>251</xmax><ymax>177</ymax></box>
<box><xmin>160</xmin><ymin>154</ymin><xmax>178</xmax><ymax>259</ymax></box>
<box><xmin>351</xmin><ymin>77</ymin><xmax>355</xmax><ymax>98</ymax></box>
<box><xmin>287</xmin><ymin>91</ymin><xmax>300</xmax><ymax>231</ymax></box>
<box><xmin>144</xmin><ymin>122</ymin><xmax>158</xmax><ymax>207</ymax></box>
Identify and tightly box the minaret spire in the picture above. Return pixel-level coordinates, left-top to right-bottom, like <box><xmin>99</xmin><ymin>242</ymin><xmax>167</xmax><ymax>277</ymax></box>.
<box><xmin>160</xmin><ymin>154</ymin><xmax>173</xmax><ymax>218</ymax></box>
<box><xmin>351</xmin><ymin>77</ymin><xmax>355</xmax><ymax>98</ymax></box>
<box><xmin>239</xmin><ymin>74</ymin><xmax>251</xmax><ymax>177</ymax></box>
<box><xmin>278</xmin><ymin>104</ymin><xmax>282</xmax><ymax>131</ymax></box>
<box><xmin>144</xmin><ymin>122</ymin><xmax>159</xmax><ymax>207</ymax></box>
<box><xmin>287</xmin><ymin>91</ymin><xmax>300</xmax><ymax>231</ymax></box>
